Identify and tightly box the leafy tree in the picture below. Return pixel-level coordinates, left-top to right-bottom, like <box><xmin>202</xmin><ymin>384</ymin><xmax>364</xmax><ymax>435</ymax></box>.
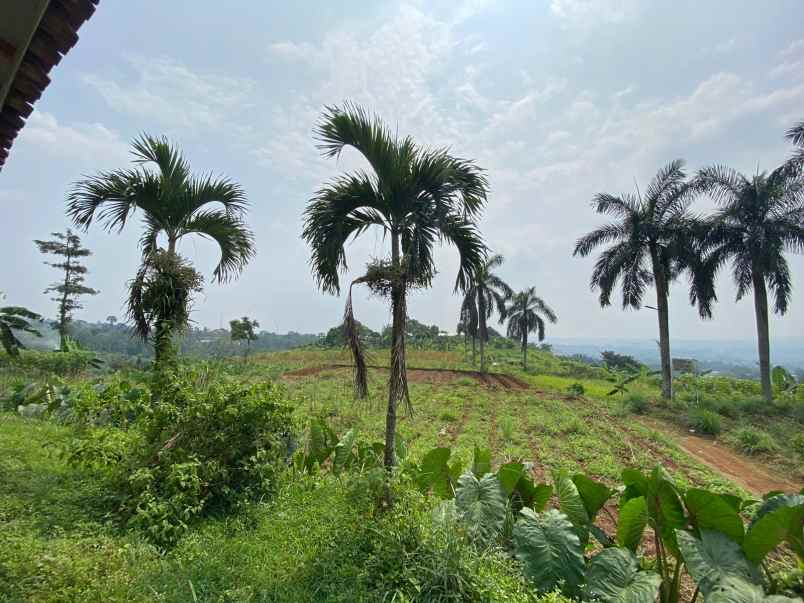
<box><xmin>127</xmin><ymin>251</ymin><xmax>203</xmax><ymax>367</ymax></box>
<box><xmin>302</xmin><ymin>103</ymin><xmax>488</xmax><ymax>470</ymax></box>
<box><xmin>573</xmin><ymin>160</ymin><xmax>707</xmax><ymax>400</ymax></box>
<box><xmin>67</xmin><ymin>135</ymin><xmax>255</xmax><ymax>367</ymax></box>
<box><xmin>601</xmin><ymin>350</ymin><xmax>644</xmax><ymax>373</ymax></box>
<box><xmin>696</xmin><ymin>161</ymin><xmax>804</xmax><ymax>401</ymax></box>
<box><xmin>503</xmin><ymin>287</ymin><xmax>557</xmax><ymax>370</ymax></box>
<box><xmin>0</xmin><ymin>305</ymin><xmax>42</xmax><ymax>357</ymax></box>
<box><xmin>230</xmin><ymin>316</ymin><xmax>259</xmax><ymax>359</ymax></box>
<box><xmin>320</xmin><ymin>320</ymin><xmax>380</xmax><ymax>348</ymax></box>
<box><xmin>106</xmin><ymin>315</ymin><xmax>118</xmax><ymax>326</ymax></box>
<box><xmin>34</xmin><ymin>230</ymin><xmax>98</xmax><ymax>350</ymax></box>
<box><xmin>461</xmin><ymin>254</ymin><xmax>512</xmax><ymax>372</ymax></box>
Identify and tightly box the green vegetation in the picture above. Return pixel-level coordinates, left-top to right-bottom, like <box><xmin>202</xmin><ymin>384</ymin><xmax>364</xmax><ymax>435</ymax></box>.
<box><xmin>0</xmin><ymin>304</ymin><xmax>42</xmax><ymax>357</ymax></box>
<box><xmin>503</xmin><ymin>287</ymin><xmax>557</xmax><ymax>370</ymax></box>
<box><xmin>34</xmin><ymin>230</ymin><xmax>98</xmax><ymax>350</ymax></box>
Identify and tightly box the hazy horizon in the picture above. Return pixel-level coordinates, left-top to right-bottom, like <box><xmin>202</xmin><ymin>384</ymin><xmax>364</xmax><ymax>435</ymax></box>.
<box><xmin>2</xmin><ymin>1</ymin><xmax>803</xmax><ymax>343</ymax></box>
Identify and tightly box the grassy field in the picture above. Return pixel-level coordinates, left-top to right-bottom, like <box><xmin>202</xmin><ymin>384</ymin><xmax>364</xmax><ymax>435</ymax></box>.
<box><xmin>1</xmin><ymin>345</ymin><xmax>802</xmax><ymax>601</ymax></box>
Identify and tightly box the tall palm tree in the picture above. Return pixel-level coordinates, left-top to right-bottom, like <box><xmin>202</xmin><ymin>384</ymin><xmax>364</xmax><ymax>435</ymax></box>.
<box><xmin>461</xmin><ymin>254</ymin><xmax>512</xmax><ymax>372</ymax></box>
<box><xmin>458</xmin><ymin>295</ymin><xmax>479</xmax><ymax>364</ymax></box>
<box><xmin>302</xmin><ymin>103</ymin><xmax>488</xmax><ymax>470</ymax></box>
<box><xmin>67</xmin><ymin>135</ymin><xmax>255</xmax><ymax>364</ymax></box>
<box><xmin>573</xmin><ymin>160</ymin><xmax>705</xmax><ymax>400</ymax></box>
<box><xmin>787</xmin><ymin>120</ymin><xmax>804</xmax><ymax>165</ymax></box>
<box><xmin>504</xmin><ymin>288</ymin><xmax>557</xmax><ymax>370</ymax></box>
<box><xmin>696</xmin><ymin>162</ymin><xmax>804</xmax><ymax>401</ymax></box>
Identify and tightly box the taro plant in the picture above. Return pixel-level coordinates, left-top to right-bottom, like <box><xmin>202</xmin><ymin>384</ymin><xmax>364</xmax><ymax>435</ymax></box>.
<box><xmin>411</xmin><ymin>445</ymin><xmax>804</xmax><ymax>602</ymax></box>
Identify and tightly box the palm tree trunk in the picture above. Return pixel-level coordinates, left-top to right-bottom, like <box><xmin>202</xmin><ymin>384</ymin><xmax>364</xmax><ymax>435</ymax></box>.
<box><xmin>478</xmin><ymin>295</ymin><xmax>488</xmax><ymax>373</ymax></box>
<box><xmin>751</xmin><ymin>268</ymin><xmax>773</xmax><ymax>402</ymax></box>
<box><xmin>167</xmin><ymin>236</ymin><xmax>177</xmax><ymax>255</ymax></box>
<box><xmin>522</xmin><ymin>332</ymin><xmax>528</xmax><ymax>370</ymax></box>
<box><xmin>651</xmin><ymin>250</ymin><xmax>673</xmax><ymax>400</ymax></box>
<box><xmin>385</xmin><ymin>230</ymin><xmax>405</xmax><ymax>470</ymax></box>
<box><xmin>471</xmin><ymin>335</ymin><xmax>476</xmax><ymax>365</ymax></box>
<box><xmin>58</xmin><ymin>247</ymin><xmax>73</xmax><ymax>351</ymax></box>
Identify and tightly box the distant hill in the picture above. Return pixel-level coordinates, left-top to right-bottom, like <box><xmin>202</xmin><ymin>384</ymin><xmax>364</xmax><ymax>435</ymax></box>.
<box><xmin>549</xmin><ymin>337</ymin><xmax>804</xmax><ymax>378</ymax></box>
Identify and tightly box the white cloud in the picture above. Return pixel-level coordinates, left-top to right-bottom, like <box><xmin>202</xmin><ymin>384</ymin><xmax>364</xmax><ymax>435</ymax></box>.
<box><xmin>17</xmin><ymin>111</ymin><xmax>129</xmax><ymax>167</ymax></box>
<box><xmin>550</xmin><ymin>0</ymin><xmax>640</xmax><ymax>28</ymax></box>
<box><xmin>771</xmin><ymin>39</ymin><xmax>804</xmax><ymax>80</ymax></box>
<box><xmin>83</xmin><ymin>56</ymin><xmax>257</xmax><ymax>133</ymax></box>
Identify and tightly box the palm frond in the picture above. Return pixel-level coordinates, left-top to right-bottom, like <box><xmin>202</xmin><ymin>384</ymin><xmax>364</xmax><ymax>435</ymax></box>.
<box><xmin>182</xmin><ymin>209</ymin><xmax>256</xmax><ymax>283</ymax></box>
<box><xmin>437</xmin><ymin>213</ymin><xmax>487</xmax><ymax>293</ymax></box>
<box><xmin>573</xmin><ymin>223</ymin><xmax>626</xmax><ymax>257</ymax></box>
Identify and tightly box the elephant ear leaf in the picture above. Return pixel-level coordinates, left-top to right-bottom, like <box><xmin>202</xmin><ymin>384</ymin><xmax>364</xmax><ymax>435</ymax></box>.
<box><xmin>471</xmin><ymin>446</ymin><xmax>492</xmax><ymax>478</ymax></box>
<box><xmin>455</xmin><ymin>472</ymin><xmax>507</xmax><ymax>547</ymax></box>
<box><xmin>573</xmin><ymin>473</ymin><xmax>614</xmax><ymax>520</ymax></box>
<box><xmin>743</xmin><ymin>495</ymin><xmax>804</xmax><ymax>564</ymax></box>
<box><xmin>418</xmin><ymin>447</ymin><xmax>455</xmax><ymax>499</ymax></box>
<box><xmin>554</xmin><ymin>471</ymin><xmax>590</xmax><ymax>545</ymax></box>
<box><xmin>513</xmin><ymin>508</ymin><xmax>585</xmax><ymax>597</ymax></box>
<box><xmin>617</xmin><ymin>496</ymin><xmax>648</xmax><ymax>553</ymax></box>
<box><xmin>685</xmin><ymin>488</ymin><xmax>745</xmax><ymax>544</ymax></box>
<box><xmin>677</xmin><ymin>530</ymin><xmax>762</xmax><ymax>598</ymax></box>
<box><xmin>585</xmin><ymin>547</ymin><xmax>662</xmax><ymax>603</ymax></box>
<box><xmin>332</xmin><ymin>428</ymin><xmax>356</xmax><ymax>474</ymax></box>
<box><xmin>707</xmin><ymin>576</ymin><xmax>801</xmax><ymax>603</ymax></box>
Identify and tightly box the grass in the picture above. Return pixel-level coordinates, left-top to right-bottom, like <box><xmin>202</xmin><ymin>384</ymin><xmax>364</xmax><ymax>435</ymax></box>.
<box><xmin>3</xmin><ymin>345</ymin><xmax>802</xmax><ymax>600</ymax></box>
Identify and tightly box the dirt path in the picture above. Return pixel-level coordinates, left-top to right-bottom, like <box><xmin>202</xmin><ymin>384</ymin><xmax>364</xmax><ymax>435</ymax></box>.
<box><xmin>637</xmin><ymin>417</ymin><xmax>800</xmax><ymax>494</ymax></box>
<box><xmin>282</xmin><ymin>364</ymin><xmax>531</xmax><ymax>390</ymax></box>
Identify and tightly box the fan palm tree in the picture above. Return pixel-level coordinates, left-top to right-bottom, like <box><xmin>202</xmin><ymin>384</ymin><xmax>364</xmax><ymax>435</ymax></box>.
<box><xmin>504</xmin><ymin>288</ymin><xmax>557</xmax><ymax>370</ymax></box>
<box><xmin>0</xmin><ymin>306</ymin><xmax>42</xmax><ymax>357</ymax></box>
<box><xmin>573</xmin><ymin>160</ymin><xmax>706</xmax><ymax>400</ymax></box>
<box><xmin>67</xmin><ymin>135</ymin><xmax>255</xmax><ymax>364</ymax></box>
<box><xmin>461</xmin><ymin>254</ymin><xmax>512</xmax><ymax>372</ymax></box>
<box><xmin>302</xmin><ymin>103</ymin><xmax>488</xmax><ymax>470</ymax></box>
<box><xmin>696</xmin><ymin>162</ymin><xmax>804</xmax><ymax>401</ymax></box>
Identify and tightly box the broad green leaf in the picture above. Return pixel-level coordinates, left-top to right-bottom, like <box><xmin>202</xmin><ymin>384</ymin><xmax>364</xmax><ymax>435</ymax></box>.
<box><xmin>499</xmin><ymin>462</ymin><xmax>526</xmax><ymax>495</ymax></box>
<box><xmin>645</xmin><ymin>471</ymin><xmax>685</xmax><ymax>557</ymax></box>
<box><xmin>395</xmin><ymin>433</ymin><xmax>408</xmax><ymax>461</ymax></box>
<box><xmin>455</xmin><ymin>472</ymin><xmax>507</xmax><ymax>547</ymax></box>
<box><xmin>418</xmin><ymin>447</ymin><xmax>454</xmax><ymax>499</ymax></box>
<box><xmin>707</xmin><ymin>576</ymin><xmax>800</xmax><ymax>603</ymax></box>
<box><xmin>530</xmin><ymin>483</ymin><xmax>552</xmax><ymax>512</ymax></box>
<box><xmin>554</xmin><ymin>471</ymin><xmax>590</xmax><ymax>545</ymax></box>
<box><xmin>472</xmin><ymin>446</ymin><xmax>492</xmax><ymax>478</ymax></box>
<box><xmin>743</xmin><ymin>505</ymin><xmax>804</xmax><ymax>564</ymax></box>
<box><xmin>306</xmin><ymin>419</ymin><xmax>333</xmax><ymax>471</ymax></box>
<box><xmin>573</xmin><ymin>473</ymin><xmax>614</xmax><ymax>520</ymax></box>
<box><xmin>585</xmin><ymin>547</ymin><xmax>662</xmax><ymax>603</ymax></box>
<box><xmin>332</xmin><ymin>429</ymin><xmax>356</xmax><ymax>475</ymax></box>
<box><xmin>677</xmin><ymin>530</ymin><xmax>762</xmax><ymax>597</ymax></box>
<box><xmin>747</xmin><ymin>494</ymin><xmax>804</xmax><ymax>561</ymax></box>
<box><xmin>513</xmin><ymin>508</ymin><xmax>585</xmax><ymax>596</ymax></box>
<box><xmin>686</xmin><ymin>488</ymin><xmax>745</xmax><ymax>544</ymax></box>
<box><xmin>617</xmin><ymin>496</ymin><xmax>648</xmax><ymax>552</ymax></box>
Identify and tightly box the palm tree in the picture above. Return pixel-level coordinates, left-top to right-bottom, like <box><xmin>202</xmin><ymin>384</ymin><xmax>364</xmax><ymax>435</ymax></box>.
<box><xmin>457</xmin><ymin>296</ymin><xmax>478</xmax><ymax>364</ymax></box>
<box><xmin>787</xmin><ymin>120</ymin><xmax>804</xmax><ymax>165</ymax></box>
<box><xmin>696</xmin><ymin>162</ymin><xmax>804</xmax><ymax>401</ymax></box>
<box><xmin>504</xmin><ymin>288</ymin><xmax>557</xmax><ymax>370</ymax></box>
<box><xmin>573</xmin><ymin>160</ymin><xmax>705</xmax><ymax>400</ymax></box>
<box><xmin>302</xmin><ymin>103</ymin><xmax>488</xmax><ymax>470</ymax></box>
<box><xmin>461</xmin><ymin>254</ymin><xmax>512</xmax><ymax>372</ymax></box>
<box><xmin>0</xmin><ymin>305</ymin><xmax>42</xmax><ymax>357</ymax></box>
<box><xmin>67</xmin><ymin>135</ymin><xmax>255</xmax><ymax>364</ymax></box>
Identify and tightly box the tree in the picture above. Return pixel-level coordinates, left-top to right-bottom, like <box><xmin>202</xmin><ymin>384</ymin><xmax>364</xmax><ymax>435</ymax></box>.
<box><xmin>696</xmin><ymin>161</ymin><xmax>804</xmax><ymax>401</ymax></box>
<box><xmin>34</xmin><ymin>230</ymin><xmax>98</xmax><ymax>350</ymax></box>
<box><xmin>457</xmin><ymin>300</ymin><xmax>478</xmax><ymax>364</ymax></box>
<box><xmin>67</xmin><ymin>134</ymin><xmax>255</xmax><ymax>366</ymax></box>
<box><xmin>106</xmin><ymin>315</ymin><xmax>118</xmax><ymax>326</ymax></box>
<box><xmin>573</xmin><ymin>160</ymin><xmax>707</xmax><ymax>400</ymax></box>
<box><xmin>600</xmin><ymin>350</ymin><xmax>644</xmax><ymax>373</ymax></box>
<box><xmin>503</xmin><ymin>287</ymin><xmax>557</xmax><ymax>370</ymax></box>
<box><xmin>787</xmin><ymin>120</ymin><xmax>804</xmax><ymax>165</ymax></box>
<box><xmin>0</xmin><ymin>305</ymin><xmax>42</xmax><ymax>357</ymax></box>
<box><xmin>461</xmin><ymin>254</ymin><xmax>512</xmax><ymax>372</ymax></box>
<box><xmin>230</xmin><ymin>316</ymin><xmax>259</xmax><ymax>359</ymax></box>
<box><xmin>302</xmin><ymin>103</ymin><xmax>488</xmax><ymax>471</ymax></box>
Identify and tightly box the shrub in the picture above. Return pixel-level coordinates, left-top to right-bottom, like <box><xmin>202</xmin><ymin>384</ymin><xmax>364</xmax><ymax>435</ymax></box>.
<box><xmin>68</xmin><ymin>368</ymin><xmax>295</xmax><ymax>546</ymax></box>
<box><xmin>729</xmin><ymin>427</ymin><xmax>777</xmax><ymax>455</ymax></box>
<box><xmin>623</xmin><ymin>392</ymin><xmax>649</xmax><ymax>414</ymax></box>
<box><xmin>791</xmin><ymin>433</ymin><xmax>804</xmax><ymax>456</ymax></box>
<box><xmin>688</xmin><ymin>409</ymin><xmax>721</xmax><ymax>435</ymax></box>
<box><xmin>566</xmin><ymin>383</ymin><xmax>585</xmax><ymax>398</ymax></box>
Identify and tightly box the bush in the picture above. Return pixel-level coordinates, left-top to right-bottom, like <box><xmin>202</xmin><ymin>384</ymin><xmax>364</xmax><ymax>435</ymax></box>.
<box><xmin>623</xmin><ymin>392</ymin><xmax>649</xmax><ymax>414</ymax></box>
<box><xmin>688</xmin><ymin>408</ymin><xmax>721</xmax><ymax>435</ymax></box>
<box><xmin>729</xmin><ymin>427</ymin><xmax>777</xmax><ymax>455</ymax></box>
<box><xmin>566</xmin><ymin>383</ymin><xmax>585</xmax><ymax>398</ymax></box>
<box><xmin>68</xmin><ymin>368</ymin><xmax>295</xmax><ymax>546</ymax></box>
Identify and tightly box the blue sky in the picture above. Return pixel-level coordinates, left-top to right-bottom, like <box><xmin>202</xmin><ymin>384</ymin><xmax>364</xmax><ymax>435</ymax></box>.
<box><xmin>2</xmin><ymin>0</ymin><xmax>803</xmax><ymax>342</ymax></box>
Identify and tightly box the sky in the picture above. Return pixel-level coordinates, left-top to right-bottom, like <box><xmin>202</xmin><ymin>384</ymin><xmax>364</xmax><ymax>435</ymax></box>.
<box><xmin>1</xmin><ymin>0</ymin><xmax>803</xmax><ymax>342</ymax></box>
